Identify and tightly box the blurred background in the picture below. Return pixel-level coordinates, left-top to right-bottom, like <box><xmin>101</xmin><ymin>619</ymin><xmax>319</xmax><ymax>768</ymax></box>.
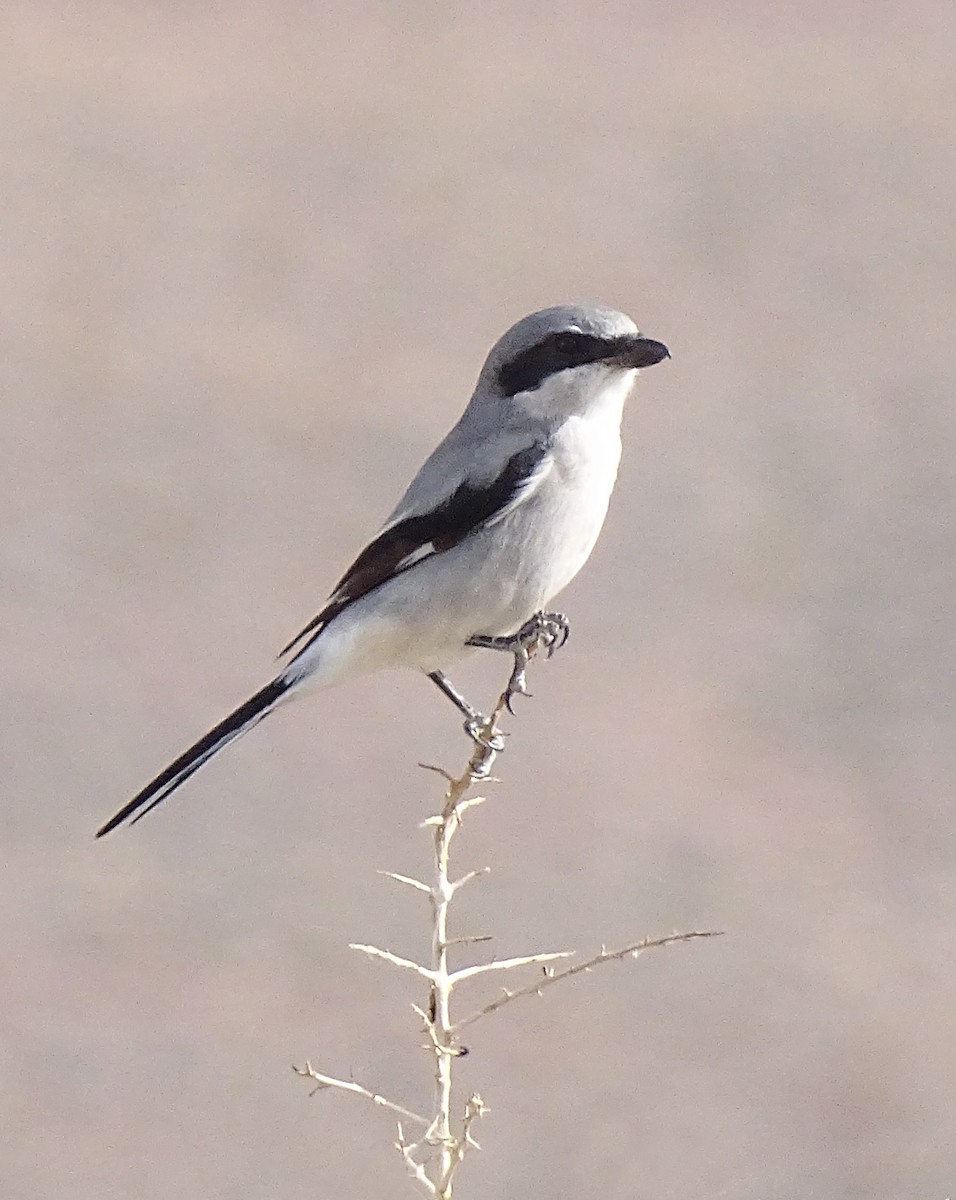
<box><xmin>3</xmin><ymin>3</ymin><xmax>956</xmax><ymax>1197</ymax></box>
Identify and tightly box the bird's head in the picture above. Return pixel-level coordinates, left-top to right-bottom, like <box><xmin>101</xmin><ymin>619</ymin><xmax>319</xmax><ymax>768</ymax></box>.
<box><xmin>477</xmin><ymin>304</ymin><xmax>669</xmax><ymax>420</ymax></box>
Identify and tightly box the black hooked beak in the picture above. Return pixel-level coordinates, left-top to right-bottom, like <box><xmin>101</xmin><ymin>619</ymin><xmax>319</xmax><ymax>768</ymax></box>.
<box><xmin>617</xmin><ymin>334</ymin><xmax>670</xmax><ymax>369</ymax></box>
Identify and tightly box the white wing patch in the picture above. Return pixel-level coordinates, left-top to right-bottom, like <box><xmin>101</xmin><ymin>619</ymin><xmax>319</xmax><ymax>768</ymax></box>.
<box><xmin>394</xmin><ymin>540</ymin><xmax>438</xmax><ymax>573</ymax></box>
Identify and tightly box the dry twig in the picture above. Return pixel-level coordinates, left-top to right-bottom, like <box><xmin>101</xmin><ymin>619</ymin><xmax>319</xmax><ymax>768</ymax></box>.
<box><xmin>293</xmin><ymin>660</ymin><xmax>719</xmax><ymax>1197</ymax></box>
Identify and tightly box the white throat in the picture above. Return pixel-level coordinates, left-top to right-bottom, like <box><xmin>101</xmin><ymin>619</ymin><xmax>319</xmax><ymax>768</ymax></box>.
<box><xmin>515</xmin><ymin>363</ymin><xmax>638</xmax><ymax>428</ymax></box>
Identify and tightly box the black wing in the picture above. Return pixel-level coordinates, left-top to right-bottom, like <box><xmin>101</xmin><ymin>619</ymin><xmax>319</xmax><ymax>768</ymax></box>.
<box><xmin>280</xmin><ymin>441</ymin><xmax>552</xmax><ymax>658</ymax></box>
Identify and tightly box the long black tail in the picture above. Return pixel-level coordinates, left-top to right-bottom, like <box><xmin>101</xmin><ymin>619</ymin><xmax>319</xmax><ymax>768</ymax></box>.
<box><xmin>96</xmin><ymin>677</ymin><xmax>292</xmax><ymax>838</ymax></box>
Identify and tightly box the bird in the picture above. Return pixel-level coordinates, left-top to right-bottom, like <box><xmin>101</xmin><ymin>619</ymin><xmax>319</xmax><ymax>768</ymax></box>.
<box><xmin>96</xmin><ymin>304</ymin><xmax>669</xmax><ymax>837</ymax></box>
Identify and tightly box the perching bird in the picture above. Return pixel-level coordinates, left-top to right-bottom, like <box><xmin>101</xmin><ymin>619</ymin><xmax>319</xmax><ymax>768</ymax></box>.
<box><xmin>97</xmin><ymin>304</ymin><xmax>668</xmax><ymax>837</ymax></box>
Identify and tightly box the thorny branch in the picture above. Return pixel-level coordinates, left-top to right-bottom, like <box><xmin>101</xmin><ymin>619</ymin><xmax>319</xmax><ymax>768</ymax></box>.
<box><xmin>452</xmin><ymin>930</ymin><xmax>723</xmax><ymax>1032</ymax></box>
<box><xmin>293</xmin><ymin>656</ymin><xmax>720</xmax><ymax>1198</ymax></box>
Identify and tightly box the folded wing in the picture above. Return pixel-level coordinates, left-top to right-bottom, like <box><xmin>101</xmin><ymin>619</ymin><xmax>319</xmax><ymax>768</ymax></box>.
<box><xmin>280</xmin><ymin>440</ymin><xmax>553</xmax><ymax>659</ymax></box>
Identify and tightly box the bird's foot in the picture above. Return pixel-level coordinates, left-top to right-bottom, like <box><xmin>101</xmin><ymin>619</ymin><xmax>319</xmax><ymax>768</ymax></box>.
<box><xmin>428</xmin><ymin>669</ymin><xmax>506</xmax><ymax>764</ymax></box>
<box><xmin>467</xmin><ymin>610</ymin><xmax>571</xmax><ymax>714</ymax></box>
<box><xmin>463</xmin><ymin>715</ymin><xmax>506</xmax><ymax>754</ymax></box>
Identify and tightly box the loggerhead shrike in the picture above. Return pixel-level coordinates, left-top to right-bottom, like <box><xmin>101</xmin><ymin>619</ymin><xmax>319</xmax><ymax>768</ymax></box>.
<box><xmin>96</xmin><ymin>305</ymin><xmax>668</xmax><ymax>837</ymax></box>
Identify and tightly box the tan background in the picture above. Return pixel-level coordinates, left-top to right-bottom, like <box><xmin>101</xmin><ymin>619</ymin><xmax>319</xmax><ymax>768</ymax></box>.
<box><xmin>4</xmin><ymin>3</ymin><xmax>956</xmax><ymax>1197</ymax></box>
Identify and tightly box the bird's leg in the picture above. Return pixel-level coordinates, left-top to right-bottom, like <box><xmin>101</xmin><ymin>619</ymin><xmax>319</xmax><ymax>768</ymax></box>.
<box><xmin>428</xmin><ymin>670</ymin><xmax>506</xmax><ymax>752</ymax></box>
<box><xmin>466</xmin><ymin>610</ymin><xmax>571</xmax><ymax>714</ymax></box>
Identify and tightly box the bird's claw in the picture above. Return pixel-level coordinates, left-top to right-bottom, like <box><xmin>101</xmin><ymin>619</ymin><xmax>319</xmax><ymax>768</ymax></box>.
<box><xmin>503</xmin><ymin>611</ymin><xmax>570</xmax><ymax>709</ymax></box>
<box><xmin>464</xmin><ymin>716</ymin><xmax>506</xmax><ymax>753</ymax></box>
<box><xmin>503</xmin><ymin>651</ymin><xmax>532</xmax><ymax>715</ymax></box>
<box><xmin>510</xmin><ymin>610</ymin><xmax>570</xmax><ymax>657</ymax></box>
<box><xmin>538</xmin><ymin>612</ymin><xmax>570</xmax><ymax>658</ymax></box>
<box><xmin>465</xmin><ymin>609</ymin><xmax>571</xmax><ymax>717</ymax></box>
